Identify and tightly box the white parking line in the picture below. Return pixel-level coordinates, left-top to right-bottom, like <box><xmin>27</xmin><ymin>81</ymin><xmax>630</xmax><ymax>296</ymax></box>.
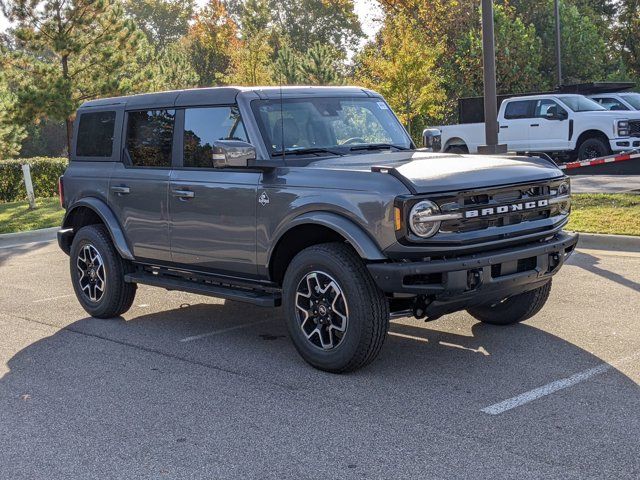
<box><xmin>481</xmin><ymin>352</ymin><xmax>640</xmax><ymax>415</ymax></box>
<box><xmin>32</xmin><ymin>293</ymin><xmax>75</xmax><ymax>303</ymax></box>
<box><xmin>388</xmin><ymin>331</ymin><xmax>429</xmax><ymax>343</ymax></box>
<box><xmin>179</xmin><ymin>320</ymin><xmax>270</xmax><ymax>342</ymax></box>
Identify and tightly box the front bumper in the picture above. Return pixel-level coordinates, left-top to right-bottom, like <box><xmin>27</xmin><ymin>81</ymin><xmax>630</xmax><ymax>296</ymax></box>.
<box><xmin>610</xmin><ymin>137</ymin><xmax>640</xmax><ymax>151</ymax></box>
<box><xmin>367</xmin><ymin>231</ymin><xmax>578</xmax><ymax>317</ymax></box>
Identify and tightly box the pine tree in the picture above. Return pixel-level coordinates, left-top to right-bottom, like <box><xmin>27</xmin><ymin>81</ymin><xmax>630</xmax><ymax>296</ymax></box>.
<box><xmin>0</xmin><ymin>74</ymin><xmax>26</xmax><ymax>158</ymax></box>
<box><xmin>299</xmin><ymin>43</ymin><xmax>342</xmax><ymax>85</ymax></box>
<box><xmin>273</xmin><ymin>46</ymin><xmax>300</xmax><ymax>84</ymax></box>
<box><xmin>1</xmin><ymin>0</ymin><xmax>143</xmax><ymax>153</ymax></box>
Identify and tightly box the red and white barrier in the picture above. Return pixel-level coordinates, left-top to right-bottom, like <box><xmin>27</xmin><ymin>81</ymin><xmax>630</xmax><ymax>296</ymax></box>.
<box><xmin>559</xmin><ymin>151</ymin><xmax>640</xmax><ymax>170</ymax></box>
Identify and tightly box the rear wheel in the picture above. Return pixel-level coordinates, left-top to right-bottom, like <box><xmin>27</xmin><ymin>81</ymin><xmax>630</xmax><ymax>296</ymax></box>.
<box><xmin>577</xmin><ymin>137</ymin><xmax>609</xmax><ymax>160</ymax></box>
<box><xmin>282</xmin><ymin>243</ymin><xmax>389</xmax><ymax>373</ymax></box>
<box><xmin>70</xmin><ymin>224</ymin><xmax>136</xmax><ymax>318</ymax></box>
<box><xmin>467</xmin><ymin>280</ymin><xmax>552</xmax><ymax>325</ymax></box>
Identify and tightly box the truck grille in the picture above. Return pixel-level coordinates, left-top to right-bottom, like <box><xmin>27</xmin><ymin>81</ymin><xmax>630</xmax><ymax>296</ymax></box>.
<box><xmin>434</xmin><ymin>179</ymin><xmax>569</xmax><ymax>235</ymax></box>
<box><xmin>629</xmin><ymin>120</ymin><xmax>640</xmax><ymax>137</ymax></box>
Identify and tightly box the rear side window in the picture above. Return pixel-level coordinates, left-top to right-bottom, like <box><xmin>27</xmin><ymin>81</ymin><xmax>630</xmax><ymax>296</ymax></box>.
<box><xmin>183</xmin><ymin>107</ymin><xmax>248</xmax><ymax>168</ymax></box>
<box><xmin>126</xmin><ymin>110</ymin><xmax>175</xmax><ymax>167</ymax></box>
<box><xmin>76</xmin><ymin>111</ymin><xmax>116</xmax><ymax>157</ymax></box>
<box><xmin>504</xmin><ymin>101</ymin><xmax>534</xmax><ymax>119</ymax></box>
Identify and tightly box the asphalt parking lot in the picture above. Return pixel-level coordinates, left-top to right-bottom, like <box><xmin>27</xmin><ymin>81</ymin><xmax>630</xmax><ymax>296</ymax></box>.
<box><xmin>0</xmin><ymin>240</ymin><xmax>638</xmax><ymax>479</ymax></box>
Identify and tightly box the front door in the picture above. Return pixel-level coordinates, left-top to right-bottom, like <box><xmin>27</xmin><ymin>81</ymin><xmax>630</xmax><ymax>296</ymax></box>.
<box><xmin>528</xmin><ymin>99</ymin><xmax>570</xmax><ymax>151</ymax></box>
<box><xmin>109</xmin><ymin>109</ymin><xmax>176</xmax><ymax>262</ymax></box>
<box><xmin>169</xmin><ymin>106</ymin><xmax>260</xmax><ymax>276</ymax></box>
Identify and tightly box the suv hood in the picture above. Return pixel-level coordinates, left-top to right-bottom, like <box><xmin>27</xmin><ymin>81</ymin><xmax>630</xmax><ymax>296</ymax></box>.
<box><xmin>309</xmin><ymin>151</ymin><xmax>563</xmax><ymax>194</ymax></box>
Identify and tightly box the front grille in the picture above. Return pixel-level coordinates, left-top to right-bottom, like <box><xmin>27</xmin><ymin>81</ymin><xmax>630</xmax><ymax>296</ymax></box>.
<box><xmin>435</xmin><ymin>179</ymin><xmax>567</xmax><ymax>235</ymax></box>
<box><xmin>629</xmin><ymin>120</ymin><xmax>640</xmax><ymax>137</ymax></box>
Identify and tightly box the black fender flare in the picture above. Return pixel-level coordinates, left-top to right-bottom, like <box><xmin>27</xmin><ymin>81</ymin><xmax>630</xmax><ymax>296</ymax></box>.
<box><xmin>62</xmin><ymin>197</ymin><xmax>135</xmax><ymax>260</ymax></box>
<box><xmin>268</xmin><ymin>211</ymin><xmax>387</xmax><ymax>266</ymax></box>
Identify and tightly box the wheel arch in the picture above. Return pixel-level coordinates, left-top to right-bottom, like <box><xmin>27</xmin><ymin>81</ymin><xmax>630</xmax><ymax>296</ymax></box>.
<box><xmin>61</xmin><ymin>198</ymin><xmax>134</xmax><ymax>260</ymax></box>
<box><xmin>575</xmin><ymin>129</ymin><xmax>609</xmax><ymax>147</ymax></box>
<box><xmin>267</xmin><ymin>212</ymin><xmax>386</xmax><ymax>285</ymax></box>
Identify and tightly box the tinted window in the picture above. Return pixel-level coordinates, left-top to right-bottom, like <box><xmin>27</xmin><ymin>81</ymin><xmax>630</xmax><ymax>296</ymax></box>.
<box><xmin>183</xmin><ymin>107</ymin><xmax>248</xmax><ymax>168</ymax></box>
<box><xmin>504</xmin><ymin>101</ymin><xmax>534</xmax><ymax>119</ymax></box>
<box><xmin>556</xmin><ymin>96</ymin><xmax>605</xmax><ymax>112</ymax></box>
<box><xmin>76</xmin><ymin>111</ymin><xmax>116</xmax><ymax>157</ymax></box>
<box><xmin>535</xmin><ymin>99</ymin><xmax>567</xmax><ymax>118</ymax></box>
<box><xmin>126</xmin><ymin>110</ymin><xmax>175</xmax><ymax>167</ymax></box>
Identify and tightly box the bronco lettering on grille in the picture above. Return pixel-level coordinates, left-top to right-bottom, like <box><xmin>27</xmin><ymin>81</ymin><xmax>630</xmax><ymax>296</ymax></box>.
<box><xmin>464</xmin><ymin>199</ymin><xmax>549</xmax><ymax>219</ymax></box>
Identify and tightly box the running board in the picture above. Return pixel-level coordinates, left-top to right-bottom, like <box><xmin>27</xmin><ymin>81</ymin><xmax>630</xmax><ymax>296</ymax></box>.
<box><xmin>124</xmin><ymin>272</ymin><xmax>281</xmax><ymax>307</ymax></box>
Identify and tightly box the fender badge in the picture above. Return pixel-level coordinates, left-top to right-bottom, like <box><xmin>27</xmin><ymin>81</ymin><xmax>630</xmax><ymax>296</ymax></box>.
<box><xmin>258</xmin><ymin>191</ymin><xmax>270</xmax><ymax>206</ymax></box>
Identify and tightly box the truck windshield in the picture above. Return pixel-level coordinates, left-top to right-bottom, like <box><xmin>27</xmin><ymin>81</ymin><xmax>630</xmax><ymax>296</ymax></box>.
<box><xmin>252</xmin><ymin>97</ymin><xmax>413</xmax><ymax>157</ymax></box>
<box><xmin>557</xmin><ymin>96</ymin><xmax>606</xmax><ymax>112</ymax></box>
<box><xmin>620</xmin><ymin>93</ymin><xmax>640</xmax><ymax>110</ymax></box>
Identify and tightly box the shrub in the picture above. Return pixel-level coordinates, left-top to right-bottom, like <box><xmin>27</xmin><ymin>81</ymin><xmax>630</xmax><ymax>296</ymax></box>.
<box><xmin>0</xmin><ymin>157</ymin><xmax>68</xmax><ymax>203</ymax></box>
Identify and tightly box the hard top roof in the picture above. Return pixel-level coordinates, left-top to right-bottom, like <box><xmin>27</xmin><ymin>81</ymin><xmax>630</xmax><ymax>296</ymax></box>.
<box><xmin>79</xmin><ymin>86</ymin><xmax>378</xmax><ymax>109</ymax></box>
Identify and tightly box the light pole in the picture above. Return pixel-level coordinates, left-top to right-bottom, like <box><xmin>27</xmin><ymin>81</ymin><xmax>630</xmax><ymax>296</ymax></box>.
<box><xmin>555</xmin><ymin>0</ymin><xmax>562</xmax><ymax>88</ymax></box>
<box><xmin>478</xmin><ymin>0</ymin><xmax>507</xmax><ymax>155</ymax></box>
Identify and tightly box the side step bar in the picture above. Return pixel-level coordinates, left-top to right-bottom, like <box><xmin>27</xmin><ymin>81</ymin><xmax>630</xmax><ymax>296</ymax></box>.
<box><xmin>124</xmin><ymin>272</ymin><xmax>281</xmax><ymax>307</ymax></box>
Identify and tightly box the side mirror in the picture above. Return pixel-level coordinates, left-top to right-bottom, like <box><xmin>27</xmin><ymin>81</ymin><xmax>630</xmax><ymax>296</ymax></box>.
<box><xmin>422</xmin><ymin>128</ymin><xmax>442</xmax><ymax>152</ymax></box>
<box><xmin>545</xmin><ymin>107</ymin><xmax>567</xmax><ymax>121</ymax></box>
<box><xmin>212</xmin><ymin>140</ymin><xmax>256</xmax><ymax>168</ymax></box>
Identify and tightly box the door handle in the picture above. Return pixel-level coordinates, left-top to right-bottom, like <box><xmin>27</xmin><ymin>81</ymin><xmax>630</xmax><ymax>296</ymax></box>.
<box><xmin>111</xmin><ymin>186</ymin><xmax>130</xmax><ymax>195</ymax></box>
<box><xmin>500</xmin><ymin>125</ymin><xmax>508</xmax><ymax>129</ymax></box>
<box><xmin>530</xmin><ymin>124</ymin><xmax>540</xmax><ymax>127</ymax></box>
<box><xmin>172</xmin><ymin>189</ymin><xmax>195</xmax><ymax>199</ymax></box>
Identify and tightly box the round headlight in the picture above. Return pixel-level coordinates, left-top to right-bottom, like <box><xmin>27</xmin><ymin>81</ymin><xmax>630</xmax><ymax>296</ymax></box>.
<box><xmin>558</xmin><ymin>181</ymin><xmax>570</xmax><ymax>196</ymax></box>
<box><xmin>409</xmin><ymin>200</ymin><xmax>441</xmax><ymax>238</ymax></box>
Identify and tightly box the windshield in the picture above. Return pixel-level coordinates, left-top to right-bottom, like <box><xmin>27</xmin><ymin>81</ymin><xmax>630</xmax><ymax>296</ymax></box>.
<box><xmin>252</xmin><ymin>97</ymin><xmax>413</xmax><ymax>157</ymax></box>
<box><xmin>620</xmin><ymin>93</ymin><xmax>640</xmax><ymax>110</ymax></box>
<box><xmin>557</xmin><ymin>96</ymin><xmax>606</xmax><ymax>112</ymax></box>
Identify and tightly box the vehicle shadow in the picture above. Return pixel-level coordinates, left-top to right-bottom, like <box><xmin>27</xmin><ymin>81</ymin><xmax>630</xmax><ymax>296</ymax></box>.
<box><xmin>1</xmin><ymin>300</ymin><xmax>638</xmax><ymax>478</ymax></box>
<box><xmin>570</xmin><ymin>250</ymin><xmax>640</xmax><ymax>292</ymax></box>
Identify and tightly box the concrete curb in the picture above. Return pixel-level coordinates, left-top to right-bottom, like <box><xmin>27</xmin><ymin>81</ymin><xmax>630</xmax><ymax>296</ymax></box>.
<box><xmin>0</xmin><ymin>227</ymin><xmax>58</xmax><ymax>249</ymax></box>
<box><xmin>577</xmin><ymin>232</ymin><xmax>640</xmax><ymax>253</ymax></box>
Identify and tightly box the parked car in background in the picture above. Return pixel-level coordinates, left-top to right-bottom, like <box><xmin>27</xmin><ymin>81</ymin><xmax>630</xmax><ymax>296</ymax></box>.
<box><xmin>588</xmin><ymin>92</ymin><xmax>640</xmax><ymax>111</ymax></box>
<box><xmin>434</xmin><ymin>94</ymin><xmax>640</xmax><ymax>160</ymax></box>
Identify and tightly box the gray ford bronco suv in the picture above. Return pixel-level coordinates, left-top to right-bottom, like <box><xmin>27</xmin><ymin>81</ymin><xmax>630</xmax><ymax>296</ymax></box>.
<box><xmin>58</xmin><ymin>86</ymin><xmax>578</xmax><ymax>372</ymax></box>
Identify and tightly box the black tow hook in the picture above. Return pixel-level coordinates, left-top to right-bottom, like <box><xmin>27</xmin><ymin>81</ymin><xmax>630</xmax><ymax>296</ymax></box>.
<box><xmin>413</xmin><ymin>295</ymin><xmax>429</xmax><ymax>320</ymax></box>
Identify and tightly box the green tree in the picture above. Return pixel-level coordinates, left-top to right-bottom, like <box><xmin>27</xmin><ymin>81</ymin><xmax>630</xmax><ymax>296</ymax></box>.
<box><xmin>299</xmin><ymin>42</ymin><xmax>342</xmax><ymax>85</ymax></box>
<box><xmin>123</xmin><ymin>0</ymin><xmax>195</xmax><ymax>52</ymax></box>
<box><xmin>613</xmin><ymin>0</ymin><xmax>640</xmax><ymax>79</ymax></box>
<box><xmin>0</xmin><ymin>74</ymin><xmax>26</xmax><ymax>158</ymax></box>
<box><xmin>1</xmin><ymin>0</ymin><xmax>142</xmax><ymax>153</ymax></box>
<box><xmin>184</xmin><ymin>0</ymin><xmax>239</xmax><ymax>86</ymax></box>
<box><xmin>273</xmin><ymin>45</ymin><xmax>300</xmax><ymax>84</ymax></box>
<box><xmin>354</xmin><ymin>14</ymin><xmax>445</xmax><ymax>139</ymax></box>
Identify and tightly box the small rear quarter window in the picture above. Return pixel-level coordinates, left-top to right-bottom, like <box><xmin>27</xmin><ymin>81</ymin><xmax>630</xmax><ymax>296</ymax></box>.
<box><xmin>76</xmin><ymin>111</ymin><xmax>116</xmax><ymax>157</ymax></box>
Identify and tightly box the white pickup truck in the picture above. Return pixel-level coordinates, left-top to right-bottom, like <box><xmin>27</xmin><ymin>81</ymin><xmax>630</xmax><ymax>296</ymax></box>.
<box><xmin>588</xmin><ymin>92</ymin><xmax>640</xmax><ymax>111</ymax></box>
<box><xmin>435</xmin><ymin>94</ymin><xmax>640</xmax><ymax>160</ymax></box>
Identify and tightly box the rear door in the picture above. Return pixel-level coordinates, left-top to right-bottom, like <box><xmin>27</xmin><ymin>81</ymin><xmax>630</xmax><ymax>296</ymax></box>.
<box><xmin>108</xmin><ymin>109</ymin><xmax>176</xmax><ymax>262</ymax></box>
<box><xmin>528</xmin><ymin>99</ymin><xmax>570</xmax><ymax>151</ymax></box>
<box><xmin>499</xmin><ymin>100</ymin><xmax>535</xmax><ymax>150</ymax></box>
<box><xmin>168</xmin><ymin>106</ymin><xmax>260</xmax><ymax>276</ymax></box>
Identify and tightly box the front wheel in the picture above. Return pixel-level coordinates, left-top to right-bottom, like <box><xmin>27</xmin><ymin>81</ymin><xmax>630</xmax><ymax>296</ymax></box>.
<box><xmin>577</xmin><ymin>137</ymin><xmax>609</xmax><ymax>160</ymax></box>
<box><xmin>282</xmin><ymin>243</ymin><xmax>389</xmax><ymax>373</ymax></box>
<box><xmin>467</xmin><ymin>280</ymin><xmax>552</xmax><ymax>325</ymax></box>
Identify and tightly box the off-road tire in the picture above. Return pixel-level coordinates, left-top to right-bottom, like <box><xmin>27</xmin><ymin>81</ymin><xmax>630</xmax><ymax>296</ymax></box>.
<box><xmin>70</xmin><ymin>224</ymin><xmax>137</xmax><ymax>318</ymax></box>
<box><xmin>467</xmin><ymin>280</ymin><xmax>552</xmax><ymax>325</ymax></box>
<box><xmin>282</xmin><ymin>242</ymin><xmax>389</xmax><ymax>373</ymax></box>
<box><xmin>577</xmin><ymin>137</ymin><xmax>609</xmax><ymax>161</ymax></box>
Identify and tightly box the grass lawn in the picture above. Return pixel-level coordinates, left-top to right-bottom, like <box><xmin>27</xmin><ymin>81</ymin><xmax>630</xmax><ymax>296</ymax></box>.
<box><xmin>568</xmin><ymin>194</ymin><xmax>640</xmax><ymax>236</ymax></box>
<box><xmin>0</xmin><ymin>197</ymin><xmax>64</xmax><ymax>234</ymax></box>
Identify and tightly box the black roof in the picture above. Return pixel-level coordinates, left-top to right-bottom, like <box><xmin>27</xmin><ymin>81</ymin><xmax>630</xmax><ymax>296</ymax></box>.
<box><xmin>79</xmin><ymin>86</ymin><xmax>377</xmax><ymax>109</ymax></box>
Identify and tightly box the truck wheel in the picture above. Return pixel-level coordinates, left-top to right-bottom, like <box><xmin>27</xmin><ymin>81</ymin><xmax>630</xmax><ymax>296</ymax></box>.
<box><xmin>577</xmin><ymin>138</ymin><xmax>609</xmax><ymax>160</ymax></box>
<box><xmin>466</xmin><ymin>280</ymin><xmax>552</xmax><ymax>325</ymax></box>
<box><xmin>447</xmin><ymin>145</ymin><xmax>468</xmax><ymax>154</ymax></box>
<box><xmin>282</xmin><ymin>243</ymin><xmax>389</xmax><ymax>373</ymax></box>
<box><xmin>70</xmin><ymin>224</ymin><xmax>137</xmax><ymax>319</ymax></box>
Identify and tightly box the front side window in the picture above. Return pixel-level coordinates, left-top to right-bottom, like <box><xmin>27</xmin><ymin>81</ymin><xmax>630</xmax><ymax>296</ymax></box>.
<box><xmin>76</xmin><ymin>111</ymin><xmax>116</xmax><ymax>157</ymax></box>
<box><xmin>535</xmin><ymin>99</ymin><xmax>567</xmax><ymax>118</ymax></box>
<box><xmin>556</xmin><ymin>96</ymin><xmax>606</xmax><ymax>112</ymax></box>
<box><xmin>504</xmin><ymin>101</ymin><xmax>534</xmax><ymax>119</ymax></box>
<box><xmin>252</xmin><ymin>97</ymin><xmax>412</xmax><ymax>157</ymax></box>
<box><xmin>619</xmin><ymin>93</ymin><xmax>640</xmax><ymax>110</ymax></box>
<box><xmin>593</xmin><ymin>97</ymin><xmax>629</xmax><ymax>111</ymax></box>
<box><xmin>126</xmin><ymin>110</ymin><xmax>175</xmax><ymax>167</ymax></box>
<box><xmin>183</xmin><ymin>107</ymin><xmax>248</xmax><ymax>168</ymax></box>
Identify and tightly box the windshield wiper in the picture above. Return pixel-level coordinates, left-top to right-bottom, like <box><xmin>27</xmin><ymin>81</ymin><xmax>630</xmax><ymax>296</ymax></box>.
<box><xmin>272</xmin><ymin>147</ymin><xmax>344</xmax><ymax>157</ymax></box>
<box><xmin>348</xmin><ymin>143</ymin><xmax>410</xmax><ymax>152</ymax></box>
